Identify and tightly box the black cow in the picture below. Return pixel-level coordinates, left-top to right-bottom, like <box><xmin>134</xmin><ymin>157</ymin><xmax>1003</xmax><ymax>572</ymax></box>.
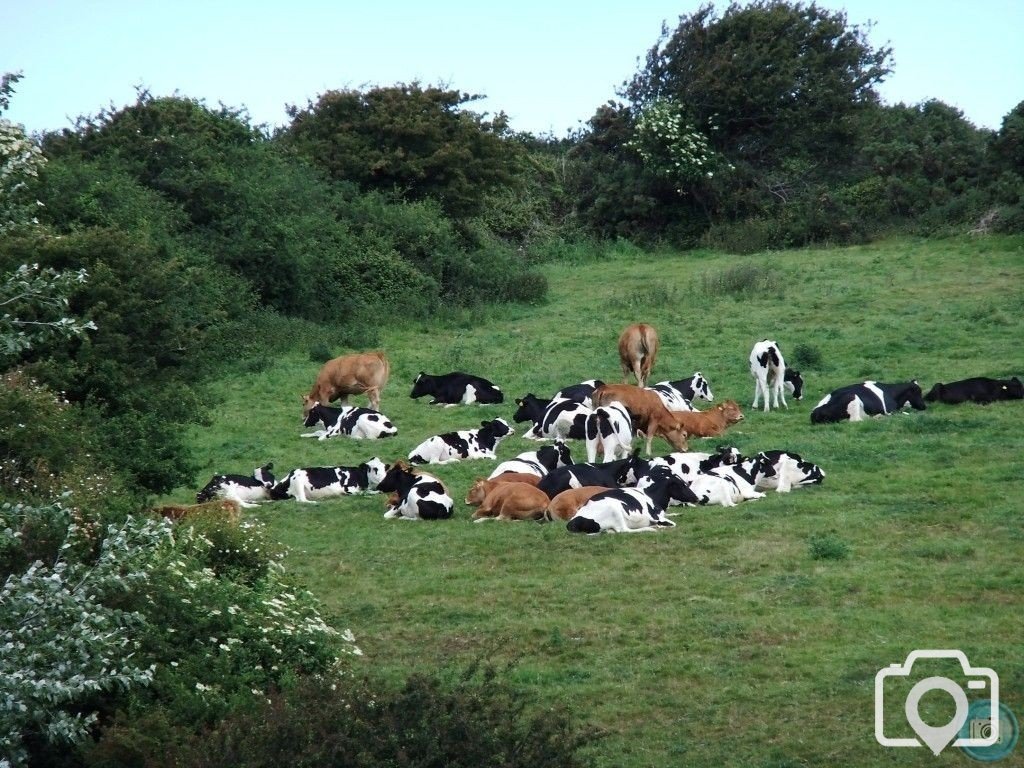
<box><xmin>924</xmin><ymin>376</ymin><xmax>1024</xmax><ymax>405</ymax></box>
<box><xmin>811</xmin><ymin>380</ymin><xmax>926</xmax><ymax>424</ymax></box>
<box><xmin>488</xmin><ymin>442</ymin><xmax>573</xmax><ymax>479</ymax></box>
<box><xmin>410</xmin><ymin>371</ymin><xmax>503</xmax><ymax>405</ymax></box>
<box><xmin>196</xmin><ymin>462</ymin><xmax>275</xmax><ymax>508</ymax></box>
<box><xmin>537</xmin><ymin>452</ymin><xmax>648</xmax><ymax>499</ymax></box>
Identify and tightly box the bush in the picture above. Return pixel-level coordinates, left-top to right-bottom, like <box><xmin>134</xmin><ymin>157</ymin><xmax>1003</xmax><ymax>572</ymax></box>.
<box><xmin>703</xmin><ymin>218</ymin><xmax>780</xmax><ymax>254</ymax></box>
<box><xmin>791</xmin><ymin>343</ymin><xmax>824</xmax><ymax>370</ymax></box>
<box><xmin>808</xmin><ymin>533</ymin><xmax>851</xmax><ymax>560</ymax></box>
<box><xmin>700</xmin><ymin>263</ymin><xmax>781</xmax><ymax>296</ymax></box>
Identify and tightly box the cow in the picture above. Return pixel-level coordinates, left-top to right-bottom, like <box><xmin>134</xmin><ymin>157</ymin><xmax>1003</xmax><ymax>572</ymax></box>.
<box><xmin>544</xmin><ymin>486</ymin><xmax>609</xmax><ymax>522</ymax></box>
<box><xmin>618</xmin><ymin>323</ymin><xmax>660</xmax><ymax>387</ymax></box>
<box><xmin>465</xmin><ymin>474</ymin><xmax>543</xmax><ymax>506</ymax></box>
<box><xmin>519</xmin><ymin>397</ymin><xmax>593</xmax><ymax>441</ymax></box>
<box><xmin>811</xmin><ymin>381</ymin><xmax>926</xmax><ymax>424</ymax></box>
<box><xmin>552</xmin><ymin>379</ymin><xmax>605</xmax><ymax>405</ymax></box>
<box><xmin>487</xmin><ymin>442</ymin><xmax>573</xmax><ymax>480</ymax></box>
<box><xmin>646</xmin><ymin>446</ymin><xmax>743</xmax><ymax>482</ymax></box>
<box><xmin>377</xmin><ymin>461</ymin><xmax>454</xmax><ymax>520</ymax></box>
<box><xmin>303</xmin><ymin>351</ymin><xmax>389</xmax><ymax>416</ymax></box>
<box><xmin>409</xmin><ymin>371</ymin><xmax>503</xmax><ymax>406</ymax></box>
<box><xmin>749</xmin><ymin>340</ymin><xmax>803</xmax><ymax>412</ymax></box>
<box><xmin>566</xmin><ymin>474</ymin><xmax>694</xmax><ymax>534</ymax></box>
<box><xmin>924</xmin><ymin>376</ymin><xmax>1024</xmax><ymax>405</ymax></box>
<box><xmin>152</xmin><ymin>499</ymin><xmax>242</xmax><ymax>523</ymax></box>
<box><xmin>301</xmin><ymin>402</ymin><xmax>397</xmax><ymax>440</ymax></box>
<box><xmin>196</xmin><ymin>463</ymin><xmax>275</xmax><ymax>508</ymax></box>
<box><xmin>468</xmin><ymin>482</ymin><xmax>550</xmax><ymax>522</ymax></box>
<box><xmin>752</xmin><ymin>450</ymin><xmax>825</xmax><ymax>492</ymax></box>
<box><xmin>584</xmin><ymin>402</ymin><xmax>634</xmax><ymax>462</ymax></box>
<box><xmin>646</xmin><ymin>373</ymin><xmax>715</xmax><ymax>411</ymax></box>
<box><xmin>537</xmin><ymin>452</ymin><xmax>648</xmax><ymax>499</ymax></box>
<box><xmin>408</xmin><ymin>418</ymin><xmax>514</xmax><ymax>465</ymax></box>
<box><xmin>668</xmin><ymin>401</ymin><xmax>744</xmax><ymax>438</ymax></box>
<box><xmin>269</xmin><ymin>458</ymin><xmax>388</xmax><ymax>503</ymax></box>
<box><xmin>591</xmin><ymin>384</ymin><xmax>689</xmax><ymax>455</ymax></box>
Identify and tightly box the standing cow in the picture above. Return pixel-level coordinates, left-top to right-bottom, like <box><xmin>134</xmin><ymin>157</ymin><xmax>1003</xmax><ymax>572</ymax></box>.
<box><xmin>618</xmin><ymin>323</ymin><xmax>659</xmax><ymax>388</ymax></box>
<box><xmin>303</xmin><ymin>351</ymin><xmax>389</xmax><ymax>415</ymax></box>
<box><xmin>749</xmin><ymin>340</ymin><xmax>803</xmax><ymax>412</ymax></box>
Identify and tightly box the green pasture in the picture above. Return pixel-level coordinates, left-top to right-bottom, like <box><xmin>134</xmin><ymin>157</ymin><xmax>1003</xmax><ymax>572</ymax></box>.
<box><xmin>173</xmin><ymin>236</ymin><xmax>1024</xmax><ymax>767</ymax></box>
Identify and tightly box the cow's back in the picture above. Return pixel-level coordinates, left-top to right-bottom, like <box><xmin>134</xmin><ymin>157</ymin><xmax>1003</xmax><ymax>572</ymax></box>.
<box><xmin>311</xmin><ymin>351</ymin><xmax>389</xmax><ymax>404</ymax></box>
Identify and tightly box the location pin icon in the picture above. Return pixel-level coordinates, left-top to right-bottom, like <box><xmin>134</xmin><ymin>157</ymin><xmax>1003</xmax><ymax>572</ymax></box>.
<box><xmin>904</xmin><ymin>677</ymin><xmax>970</xmax><ymax>755</ymax></box>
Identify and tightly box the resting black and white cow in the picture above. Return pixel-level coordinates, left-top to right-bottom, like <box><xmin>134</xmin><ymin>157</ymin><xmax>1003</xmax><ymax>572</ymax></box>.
<box><xmin>410</xmin><ymin>371</ymin><xmax>503</xmax><ymax>406</ymax></box>
<box><xmin>566</xmin><ymin>474</ymin><xmax>694</xmax><ymax>534</ymax></box>
<box><xmin>488</xmin><ymin>442</ymin><xmax>573</xmax><ymax>480</ymax></box>
<box><xmin>301</xmin><ymin>402</ymin><xmax>397</xmax><ymax>440</ymax></box>
<box><xmin>408</xmin><ymin>418</ymin><xmax>514</xmax><ymax>465</ymax></box>
<box><xmin>584</xmin><ymin>402</ymin><xmax>634</xmax><ymax>462</ymax></box>
<box><xmin>270</xmin><ymin>458</ymin><xmax>387</xmax><ymax>503</ymax></box>
<box><xmin>196</xmin><ymin>463</ymin><xmax>275</xmax><ymax>508</ymax></box>
<box><xmin>377</xmin><ymin>462</ymin><xmax>454</xmax><ymax>520</ymax></box>
<box><xmin>517</xmin><ymin>396</ymin><xmax>593</xmax><ymax>441</ymax></box>
<box><xmin>537</xmin><ymin>453</ymin><xmax>648</xmax><ymax>499</ymax></box>
<box><xmin>924</xmin><ymin>376</ymin><xmax>1024</xmax><ymax>405</ymax></box>
<box><xmin>752</xmin><ymin>450</ymin><xmax>825</xmax><ymax>492</ymax></box>
<box><xmin>811</xmin><ymin>380</ymin><xmax>926</xmax><ymax>424</ymax></box>
<box><xmin>646</xmin><ymin>446</ymin><xmax>742</xmax><ymax>482</ymax></box>
<box><xmin>645</xmin><ymin>372</ymin><xmax>715</xmax><ymax>412</ymax></box>
<box><xmin>749</xmin><ymin>340</ymin><xmax>803</xmax><ymax>412</ymax></box>
<box><xmin>552</xmin><ymin>379</ymin><xmax>605</xmax><ymax>405</ymax></box>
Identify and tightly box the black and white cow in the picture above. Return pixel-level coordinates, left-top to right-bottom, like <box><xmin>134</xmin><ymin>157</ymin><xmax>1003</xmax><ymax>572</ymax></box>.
<box><xmin>520</xmin><ymin>397</ymin><xmax>593</xmax><ymax>441</ymax></box>
<box><xmin>584</xmin><ymin>402</ymin><xmax>634</xmax><ymax>462</ymax></box>
<box><xmin>924</xmin><ymin>376</ymin><xmax>1024</xmax><ymax>405</ymax></box>
<box><xmin>646</xmin><ymin>446</ymin><xmax>742</xmax><ymax>482</ymax></box>
<box><xmin>196</xmin><ymin>462</ymin><xmax>275</xmax><ymax>508</ymax></box>
<box><xmin>811</xmin><ymin>380</ymin><xmax>926</xmax><ymax>424</ymax></box>
<box><xmin>270</xmin><ymin>458</ymin><xmax>387</xmax><ymax>503</ymax></box>
<box><xmin>301</xmin><ymin>402</ymin><xmax>397</xmax><ymax>440</ymax></box>
<box><xmin>566</xmin><ymin>474</ymin><xmax>695</xmax><ymax>534</ymax></box>
<box><xmin>537</xmin><ymin>453</ymin><xmax>648</xmax><ymax>499</ymax></box>
<box><xmin>409</xmin><ymin>371</ymin><xmax>503</xmax><ymax>406</ymax></box>
<box><xmin>488</xmin><ymin>441</ymin><xmax>573</xmax><ymax>480</ymax></box>
<box><xmin>752</xmin><ymin>450</ymin><xmax>825</xmax><ymax>492</ymax></box>
<box><xmin>377</xmin><ymin>463</ymin><xmax>454</xmax><ymax>520</ymax></box>
<box><xmin>552</xmin><ymin>379</ymin><xmax>605</xmax><ymax>405</ymax></box>
<box><xmin>749</xmin><ymin>340</ymin><xmax>803</xmax><ymax>412</ymax></box>
<box><xmin>408</xmin><ymin>418</ymin><xmax>514</xmax><ymax>465</ymax></box>
<box><xmin>645</xmin><ymin>372</ymin><xmax>715</xmax><ymax>412</ymax></box>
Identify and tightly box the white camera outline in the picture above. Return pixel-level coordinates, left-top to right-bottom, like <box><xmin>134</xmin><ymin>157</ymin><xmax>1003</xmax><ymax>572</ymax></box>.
<box><xmin>874</xmin><ymin>649</ymin><xmax>999</xmax><ymax>749</ymax></box>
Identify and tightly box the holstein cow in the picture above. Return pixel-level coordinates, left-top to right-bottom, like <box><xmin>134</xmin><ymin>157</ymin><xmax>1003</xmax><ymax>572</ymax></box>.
<box><xmin>566</xmin><ymin>474</ymin><xmax>695</xmax><ymax>534</ymax></box>
<box><xmin>752</xmin><ymin>450</ymin><xmax>825</xmax><ymax>492</ymax></box>
<box><xmin>377</xmin><ymin>461</ymin><xmax>454</xmax><ymax>520</ymax></box>
<box><xmin>196</xmin><ymin>463</ymin><xmax>275</xmax><ymax>508</ymax></box>
<box><xmin>924</xmin><ymin>376</ymin><xmax>1024</xmax><ymax>405</ymax></box>
<box><xmin>270</xmin><ymin>458</ymin><xmax>388</xmax><ymax>503</ymax></box>
<box><xmin>487</xmin><ymin>442</ymin><xmax>573</xmax><ymax>480</ymax></box>
<box><xmin>467</xmin><ymin>482</ymin><xmax>550</xmax><ymax>522</ymax></box>
<box><xmin>516</xmin><ymin>396</ymin><xmax>593</xmax><ymax>441</ymax></box>
<box><xmin>408</xmin><ymin>418</ymin><xmax>514</xmax><ymax>465</ymax></box>
<box><xmin>301</xmin><ymin>402</ymin><xmax>397</xmax><ymax>440</ymax></box>
<box><xmin>591</xmin><ymin>384</ymin><xmax>689</xmax><ymax>455</ymax></box>
<box><xmin>410</xmin><ymin>371</ymin><xmax>503</xmax><ymax>406</ymax></box>
<box><xmin>584</xmin><ymin>402</ymin><xmax>634</xmax><ymax>462</ymax></box>
<box><xmin>811</xmin><ymin>380</ymin><xmax>926</xmax><ymax>424</ymax></box>
<box><xmin>618</xmin><ymin>323</ymin><xmax>660</xmax><ymax>388</ymax></box>
<box><xmin>552</xmin><ymin>379</ymin><xmax>605</xmax><ymax>405</ymax></box>
<box><xmin>303</xmin><ymin>351</ymin><xmax>389</xmax><ymax>416</ymax></box>
<box><xmin>749</xmin><ymin>340</ymin><xmax>803</xmax><ymax>412</ymax></box>
<box><xmin>646</xmin><ymin>372</ymin><xmax>715</xmax><ymax>412</ymax></box>
<box><xmin>537</xmin><ymin>452</ymin><xmax>649</xmax><ymax>499</ymax></box>
<box><xmin>544</xmin><ymin>486</ymin><xmax>609</xmax><ymax>522</ymax></box>
<box><xmin>646</xmin><ymin>446</ymin><xmax>743</xmax><ymax>482</ymax></box>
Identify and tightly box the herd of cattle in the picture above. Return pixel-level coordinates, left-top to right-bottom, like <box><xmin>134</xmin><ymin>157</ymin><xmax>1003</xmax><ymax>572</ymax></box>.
<box><xmin>196</xmin><ymin>325</ymin><xmax>1023</xmax><ymax>534</ymax></box>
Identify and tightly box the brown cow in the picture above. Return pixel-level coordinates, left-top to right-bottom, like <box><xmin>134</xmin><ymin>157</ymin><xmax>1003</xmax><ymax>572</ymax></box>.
<box><xmin>618</xmin><ymin>323</ymin><xmax>659</xmax><ymax>387</ymax></box>
<box><xmin>151</xmin><ymin>498</ymin><xmax>242</xmax><ymax>523</ymax></box>
<box><xmin>303</xmin><ymin>351</ymin><xmax>389</xmax><ymax>415</ymax></box>
<box><xmin>464</xmin><ymin>474</ymin><xmax>542</xmax><ymax>505</ymax></box>
<box><xmin>592</xmin><ymin>383</ymin><xmax>689</xmax><ymax>455</ymax></box>
<box><xmin>545</xmin><ymin>486</ymin><xmax>608</xmax><ymax>521</ymax></box>
<box><xmin>470</xmin><ymin>482</ymin><xmax>550</xmax><ymax>522</ymax></box>
<box><xmin>670</xmin><ymin>400</ymin><xmax>745</xmax><ymax>437</ymax></box>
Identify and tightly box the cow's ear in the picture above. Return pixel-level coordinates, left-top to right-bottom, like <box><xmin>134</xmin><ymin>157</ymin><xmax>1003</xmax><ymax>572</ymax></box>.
<box><xmin>516</xmin><ymin>398</ymin><xmax>523</xmax><ymax>406</ymax></box>
<box><xmin>481</xmin><ymin>420</ymin><xmax>489</xmax><ymax>427</ymax></box>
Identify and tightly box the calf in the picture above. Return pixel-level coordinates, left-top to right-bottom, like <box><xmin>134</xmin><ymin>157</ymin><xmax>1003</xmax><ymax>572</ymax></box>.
<box><xmin>304</xmin><ymin>351</ymin><xmax>388</xmax><ymax>415</ymax></box>
<box><xmin>646</xmin><ymin>373</ymin><xmax>715</xmax><ymax>411</ymax></box>
<box><xmin>270</xmin><ymin>458</ymin><xmax>387</xmax><ymax>503</ymax></box>
<box><xmin>545</xmin><ymin>486</ymin><xmax>609</xmax><ymax>521</ymax></box>
<box><xmin>811</xmin><ymin>380</ymin><xmax>926</xmax><ymax>424</ymax></box>
<box><xmin>592</xmin><ymin>384</ymin><xmax>689</xmax><ymax>455</ymax></box>
<box><xmin>301</xmin><ymin>402</ymin><xmax>397</xmax><ymax>440</ymax></box>
<box><xmin>752</xmin><ymin>450</ymin><xmax>825</xmax><ymax>492</ymax></box>
<box><xmin>618</xmin><ymin>323</ymin><xmax>659</xmax><ymax>387</ymax></box>
<box><xmin>487</xmin><ymin>442</ymin><xmax>573</xmax><ymax>480</ymax></box>
<box><xmin>521</xmin><ymin>397</ymin><xmax>593</xmax><ymax>441</ymax></box>
<box><xmin>469</xmin><ymin>482</ymin><xmax>550</xmax><ymax>522</ymax></box>
<box><xmin>408</xmin><ymin>418</ymin><xmax>514</xmax><ymax>465</ymax></box>
<box><xmin>566</xmin><ymin>475</ymin><xmax>691</xmax><ymax>534</ymax></box>
<box><xmin>377</xmin><ymin>462</ymin><xmax>454</xmax><ymax>520</ymax></box>
<box><xmin>924</xmin><ymin>376</ymin><xmax>1024</xmax><ymax>405</ymax></box>
<box><xmin>196</xmin><ymin>462</ymin><xmax>275</xmax><ymax>508</ymax></box>
<box><xmin>537</xmin><ymin>452</ymin><xmax>648</xmax><ymax>499</ymax></box>
<box><xmin>410</xmin><ymin>371</ymin><xmax>503</xmax><ymax>406</ymax></box>
<box><xmin>465</xmin><ymin>474</ymin><xmax>543</xmax><ymax>506</ymax></box>
<box><xmin>584</xmin><ymin>402</ymin><xmax>634</xmax><ymax>462</ymax></box>
<box><xmin>552</xmin><ymin>379</ymin><xmax>605</xmax><ymax>405</ymax></box>
<box><xmin>749</xmin><ymin>340</ymin><xmax>803</xmax><ymax>412</ymax></box>
<box><xmin>669</xmin><ymin>400</ymin><xmax>744</xmax><ymax>438</ymax></box>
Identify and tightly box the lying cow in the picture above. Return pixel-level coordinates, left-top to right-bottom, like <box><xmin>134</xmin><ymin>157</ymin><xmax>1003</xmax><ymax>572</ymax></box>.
<box><xmin>468</xmin><ymin>482</ymin><xmax>550</xmax><ymax>522</ymax></box>
<box><xmin>544</xmin><ymin>486</ymin><xmax>609</xmax><ymax>522</ymax></box>
<box><xmin>752</xmin><ymin>450</ymin><xmax>825</xmax><ymax>492</ymax></box>
<box><xmin>303</xmin><ymin>351</ymin><xmax>389</xmax><ymax>415</ymax></box>
<box><xmin>646</xmin><ymin>446</ymin><xmax>742</xmax><ymax>482</ymax></box>
<box><xmin>377</xmin><ymin>461</ymin><xmax>454</xmax><ymax>520</ymax></box>
<box><xmin>410</xmin><ymin>371</ymin><xmax>504</xmax><ymax>405</ymax></box>
<box><xmin>924</xmin><ymin>376</ymin><xmax>1024</xmax><ymax>405</ymax></box>
<box><xmin>301</xmin><ymin>402</ymin><xmax>397</xmax><ymax>440</ymax></box>
<box><xmin>408</xmin><ymin>418</ymin><xmax>514</xmax><ymax>465</ymax></box>
<box><xmin>811</xmin><ymin>380</ymin><xmax>926</xmax><ymax>424</ymax></box>
<box><xmin>487</xmin><ymin>442</ymin><xmax>573</xmax><ymax>480</ymax></box>
<box><xmin>646</xmin><ymin>372</ymin><xmax>715</xmax><ymax>411</ymax></box>
<box><xmin>196</xmin><ymin>462</ymin><xmax>275</xmax><ymax>508</ymax></box>
<box><xmin>270</xmin><ymin>458</ymin><xmax>388</xmax><ymax>503</ymax></box>
<box><xmin>584</xmin><ymin>402</ymin><xmax>634</xmax><ymax>462</ymax></box>
<box><xmin>566</xmin><ymin>473</ymin><xmax>693</xmax><ymax>534</ymax></box>
<box><xmin>749</xmin><ymin>340</ymin><xmax>803</xmax><ymax>412</ymax></box>
<box><xmin>552</xmin><ymin>379</ymin><xmax>605</xmax><ymax>405</ymax></box>
<box><xmin>537</xmin><ymin>452</ymin><xmax>648</xmax><ymax>499</ymax></box>
<box><xmin>517</xmin><ymin>396</ymin><xmax>593</xmax><ymax>441</ymax></box>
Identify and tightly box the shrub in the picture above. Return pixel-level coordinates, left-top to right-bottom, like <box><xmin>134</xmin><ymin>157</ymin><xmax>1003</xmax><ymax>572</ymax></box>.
<box><xmin>808</xmin><ymin>533</ymin><xmax>850</xmax><ymax>560</ymax></box>
<box><xmin>700</xmin><ymin>263</ymin><xmax>781</xmax><ymax>296</ymax></box>
<box><xmin>703</xmin><ymin>218</ymin><xmax>780</xmax><ymax>254</ymax></box>
<box><xmin>791</xmin><ymin>343</ymin><xmax>824</xmax><ymax>370</ymax></box>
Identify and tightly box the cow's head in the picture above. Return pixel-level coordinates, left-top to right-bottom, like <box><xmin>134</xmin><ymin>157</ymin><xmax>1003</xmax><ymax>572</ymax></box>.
<box><xmin>409</xmin><ymin>372</ymin><xmax>429</xmax><ymax>399</ymax></box>
<box><xmin>691</xmin><ymin>372</ymin><xmax>714</xmax><ymax>402</ymax></box>
<box><xmin>924</xmin><ymin>383</ymin><xmax>943</xmax><ymax>402</ymax></box>
<box><xmin>1006</xmin><ymin>377</ymin><xmax>1024</xmax><ymax>400</ymax></box>
<box><xmin>482</xmin><ymin>418</ymin><xmax>513</xmax><ymax>438</ymax></box>
<box><xmin>513</xmin><ymin>395</ymin><xmax>539</xmax><ymax>423</ymax></box>
<box><xmin>720</xmin><ymin>400</ymin><xmax>745</xmax><ymax>424</ymax></box>
<box><xmin>784</xmin><ymin>369</ymin><xmax>804</xmax><ymax>400</ymax></box>
<box><xmin>616</xmin><ymin>450</ymin><xmax>652</xmax><ymax>486</ymax></box>
<box><xmin>362</xmin><ymin>458</ymin><xmax>388</xmax><ymax>490</ymax></box>
<box><xmin>905</xmin><ymin>381</ymin><xmax>928</xmax><ymax>411</ymax></box>
<box><xmin>253</xmin><ymin>462</ymin><xmax>275</xmax><ymax>487</ymax></box>
<box><xmin>301</xmin><ymin>394</ymin><xmax>318</xmax><ymax>418</ymax></box>
<box><xmin>465</xmin><ymin>478</ymin><xmax>489</xmax><ymax>506</ymax></box>
<box><xmin>713</xmin><ymin>445</ymin><xmax>742</xmax><ymax>465</ymax></box>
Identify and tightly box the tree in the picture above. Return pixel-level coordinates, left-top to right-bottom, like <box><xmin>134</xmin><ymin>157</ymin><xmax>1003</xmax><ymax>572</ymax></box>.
<box><xmin>1</xmin><ymin>72</ymin><xmax>47</xmax><ymax>235</ymax></box>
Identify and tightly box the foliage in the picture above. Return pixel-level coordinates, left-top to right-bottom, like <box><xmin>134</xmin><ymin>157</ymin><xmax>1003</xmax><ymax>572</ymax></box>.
<box><xmin>700</xmin><ymin>262</ymin><xmax>781</xmax><ymax>295</ymax></box>
<box><xmin>0</xmin><ymin>263</ymin><xmax>96</xmax><ymax>360</ymax></box>
<box><xmin>808</xmin><ymin>532</ymin><xmax>851</xmax><ymax>560</ymax></box>
<box><xmin>0</xmin><ymin>73</ymin><xmax>47</xmax><ymax>236</ymax></box>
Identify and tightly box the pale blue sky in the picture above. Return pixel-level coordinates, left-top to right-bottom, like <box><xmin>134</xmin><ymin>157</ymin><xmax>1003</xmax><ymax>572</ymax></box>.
<box><xmin>3</xmin><ymin>1</ymin><xmax>1022</xmax><ymax>137</ymax></box>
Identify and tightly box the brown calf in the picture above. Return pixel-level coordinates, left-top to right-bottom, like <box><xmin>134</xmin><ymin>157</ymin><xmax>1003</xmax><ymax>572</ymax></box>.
<box><xmin>465</xmin><ymin>474</ymin><xmax>542</xmax><ymax>505</ymax></box>
<box><xmin>303</xmin><ymin>351</ymin><xmax>389</xmax><ymax>415</ymax></box>
<box><xmin>471</xmin><ymin>482</ymin><xmax>550</xmax><ymax>522</ymax></box>
<box><xmin>545</xmin><ymin>486</ymin><xmax>608</xmax><ymax>521</ymax></box>
<box><xmin>151</xmin><ymin>499</ymin><xmax>242</xmax><ymax>523</ymax></box>
<box><xmin>592</xmin><ymin>384</ymin><xmax>688</xmax><ymax>455</ymax></box>
<box><xmin>670</xmin><ymin>400</ymin><xmax>745</xmax><ymax>437</ymax></box>
<box><xmin>618</xmin><ymin>323</ymin><xmax>659</xmax><ymax>387</ymax></box>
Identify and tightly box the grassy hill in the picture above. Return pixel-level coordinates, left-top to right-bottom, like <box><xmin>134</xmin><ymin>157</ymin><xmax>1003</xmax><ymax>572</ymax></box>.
<box><xmin>176</xmin><ymin>236</ymin><xmax>1024</xmax><ymax>767</ymax></box>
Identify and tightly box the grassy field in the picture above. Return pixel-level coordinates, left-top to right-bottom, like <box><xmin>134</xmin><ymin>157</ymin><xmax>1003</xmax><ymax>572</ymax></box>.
<box><xmin>173</xmin><ymin>236</ymin><xmax>1024</xmax><ymax>767</ymax></box>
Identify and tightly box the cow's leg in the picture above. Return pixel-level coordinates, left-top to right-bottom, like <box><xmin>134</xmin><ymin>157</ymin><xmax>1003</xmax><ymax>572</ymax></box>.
<box><xmin>365</xmin><ymin>386</ymin><xmax>380</xmax><ymax>411</ymax></box>
<box><xmin>633</xmin><ymin>359</ymin><xmax>645</xmax><ymax>388</ymax></box>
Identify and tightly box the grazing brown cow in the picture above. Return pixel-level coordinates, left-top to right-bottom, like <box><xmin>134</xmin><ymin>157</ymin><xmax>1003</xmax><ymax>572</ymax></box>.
<box><xmin>545</xmin><ymin>486</ymin><xmax>608</xmax><ymax>521</ymax></box>
<box><xmin>464</xmin><ymin>474</ymin><xmax>542</xmax><ymax>505</ymax></box>
<box><xmin>470</xmin><ymin>482</ymin><xmax>550</xmax><ymax>522</ymax></box>
<box><xmin>618</xmin><ymin>323</ymin><xmax>659</xmax><ymax>387</ymax></box>
<box><xmin>670</xmin><ymin>400</ymin><xmax>745</xmax><ymax>437</ymax></box>
<box><xmin>151</xmin><ymin>499</ymin><xmax>242</xmax><ymax>523</ymax></box>
<box><xmin>303</xmin><ymin>351</ymin><xmax>389</xmax><ymax>415</ymax></box>
<box><xmin>592</xmin><ymin>384</ymin><xmax>689</xmax><ymax>455</ymax></box>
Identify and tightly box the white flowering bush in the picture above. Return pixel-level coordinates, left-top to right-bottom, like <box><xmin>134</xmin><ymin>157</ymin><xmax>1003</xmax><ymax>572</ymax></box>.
<box><xmin>1</xmin><ymin>263</ymin><xmax>97</xmax><ymax>360</ymax></box>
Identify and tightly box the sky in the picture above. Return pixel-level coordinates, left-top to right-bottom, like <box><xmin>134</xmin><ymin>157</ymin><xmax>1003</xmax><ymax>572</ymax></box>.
<box><xmin>3</xmin><ymin>1</ymin><xmax>1022</xmax><ymax>138</ymax></box>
